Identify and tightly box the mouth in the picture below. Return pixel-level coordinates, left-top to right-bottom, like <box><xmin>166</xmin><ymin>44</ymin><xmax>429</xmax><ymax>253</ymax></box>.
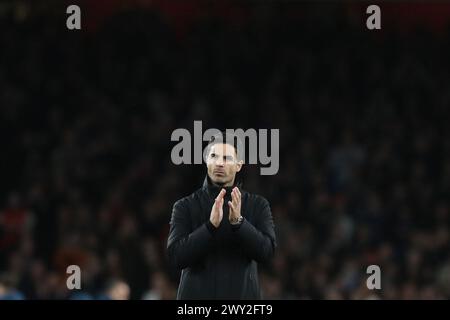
<box><xmin>213</xmin><ymin>170</ymin><xmax>225</xmax><ymax>177</ymax></box>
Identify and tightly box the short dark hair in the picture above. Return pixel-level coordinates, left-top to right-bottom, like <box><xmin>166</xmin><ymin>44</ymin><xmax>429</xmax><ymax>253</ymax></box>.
<box><xmin>205</xmin><ymin>131</ymin><xmax>244</xmax><ymax>162</ymax></box>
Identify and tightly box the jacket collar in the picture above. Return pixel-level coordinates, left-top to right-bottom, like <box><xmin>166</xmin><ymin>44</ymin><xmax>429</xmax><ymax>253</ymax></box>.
<box><xmin>202</xmin><ymin>175</ymin><xmax>242</xmax><ymax>199</ymax></box>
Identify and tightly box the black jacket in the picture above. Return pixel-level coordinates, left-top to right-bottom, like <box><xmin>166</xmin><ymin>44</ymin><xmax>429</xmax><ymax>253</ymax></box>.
<box><xmin>167</xmin><ymin>176</ymin><xmax>276</xmax><ymax>300</ymax></box>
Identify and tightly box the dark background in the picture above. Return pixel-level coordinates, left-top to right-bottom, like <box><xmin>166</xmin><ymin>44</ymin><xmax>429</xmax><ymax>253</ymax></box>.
<box><xmin>1</xmin><ymin>0</ymin><xmax>450</xmax><ymax>299</ymax></box>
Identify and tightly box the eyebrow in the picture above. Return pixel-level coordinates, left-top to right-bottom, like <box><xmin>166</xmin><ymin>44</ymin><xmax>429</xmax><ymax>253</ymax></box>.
<box><xmin>210</xmin><ymin>153</ymin><xmax>235</xmax><ymax>160</ymax></box>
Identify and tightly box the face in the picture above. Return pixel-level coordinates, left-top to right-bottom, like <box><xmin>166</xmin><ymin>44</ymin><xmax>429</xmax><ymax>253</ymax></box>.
<box><xmin>206</xmin><ymin>143</ymin><xmax>243</xmax><ymax>187</ymax></box>
<box><xmin>110</xmin><ymin>282</ymin><xmax>130</xmax><ymax>300</ymax></box>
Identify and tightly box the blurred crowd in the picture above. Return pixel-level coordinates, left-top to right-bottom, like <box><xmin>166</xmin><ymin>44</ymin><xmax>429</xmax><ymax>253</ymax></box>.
<box><xmin>1</xmin><ymin>3</ymin><xmax>450</xmax><ymax>299</ymax></box>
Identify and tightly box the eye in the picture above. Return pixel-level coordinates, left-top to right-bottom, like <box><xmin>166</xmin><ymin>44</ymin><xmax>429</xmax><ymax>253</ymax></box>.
<box><xmin>210</xmin><ymin>153</ymin><xmax>216</xmax><ymax>158</ymax></box>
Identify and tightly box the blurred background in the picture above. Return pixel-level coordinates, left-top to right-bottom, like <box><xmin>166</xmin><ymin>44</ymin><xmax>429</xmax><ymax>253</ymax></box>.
<box><xmin>1</xmin><ymin>0</ymin><xmax>450</xmax><ymax>300</ymax></box>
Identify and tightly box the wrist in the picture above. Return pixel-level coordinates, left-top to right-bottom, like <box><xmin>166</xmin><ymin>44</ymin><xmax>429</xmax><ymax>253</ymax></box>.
<box><xmin>206</xmin><ymin>220</ymin><xmax>218</xmax><ymax>235</ymax></box>
<box><xmin>209</xmin><ymin>218</ymin><xmax>219</xmax><ymax>228</ymax></box>
<box><xmin>229</xmin><ymin>215</ymin><xmax>243</xmax><ymax>225</ymax></box>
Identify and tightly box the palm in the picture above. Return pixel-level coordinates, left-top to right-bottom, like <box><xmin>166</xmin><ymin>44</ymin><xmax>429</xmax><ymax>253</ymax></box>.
<box><xmin>210</xmin><ymin>189</ymin><xmax>225</xmax><ymax>228</ymax></box>
<box><xmin>228</xmin><ymin>187</ymin><xmax>241</xmax><ymax>220</ymax></box>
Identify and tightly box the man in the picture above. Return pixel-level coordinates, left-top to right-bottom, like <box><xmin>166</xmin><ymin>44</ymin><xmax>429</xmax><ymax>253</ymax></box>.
<box><xmin>167</xmin><ymin>132</ymin><xmax>276</xmax><ymax>299</ymax></box>
<box><xmin>0</xmin><ymin>274</ymin><xmax>25</xmax><ymax>300</ymax></box>
<box><xmin>98</xmin><ymin>279</ymin><xmax>130</xmax><ymax>300</ymax></box>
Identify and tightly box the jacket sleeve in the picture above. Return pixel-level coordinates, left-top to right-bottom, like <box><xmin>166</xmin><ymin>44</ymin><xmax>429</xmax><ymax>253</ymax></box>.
<box><xmin>167</xmin><ymin>199</ymin><xmax>214</xmax><ymax>269</ymax></box>
<box><xmin>233</xmin><ymin>196</ymin><xmax>276</xmax><ymax>264</ymax></box>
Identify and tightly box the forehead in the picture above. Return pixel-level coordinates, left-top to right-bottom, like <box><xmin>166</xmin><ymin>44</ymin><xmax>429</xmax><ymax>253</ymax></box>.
<box><xmin>209</xmin><ymin>143</ymin><xmax>237</xmax><ymax>156</ymax></box>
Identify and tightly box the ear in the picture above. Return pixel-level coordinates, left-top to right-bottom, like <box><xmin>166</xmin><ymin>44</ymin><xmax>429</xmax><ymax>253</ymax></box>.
<box><xmin>235</xmin><ymin>160</ymin><xmax>243</xmax><ymax>173</ymax></box>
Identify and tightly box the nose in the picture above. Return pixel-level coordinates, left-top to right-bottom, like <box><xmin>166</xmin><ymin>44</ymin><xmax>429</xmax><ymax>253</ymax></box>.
<box><xmin>216</xmin><ymin>158</ymin><xmax>225</xmax><ymax>166</ymax></box>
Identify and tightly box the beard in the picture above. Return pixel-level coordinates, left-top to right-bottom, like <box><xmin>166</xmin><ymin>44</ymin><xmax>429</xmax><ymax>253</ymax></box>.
<box><xmin>208</xmin><ymin>171</ymin><xmax>233</xmax><ymax>187</ymax></box>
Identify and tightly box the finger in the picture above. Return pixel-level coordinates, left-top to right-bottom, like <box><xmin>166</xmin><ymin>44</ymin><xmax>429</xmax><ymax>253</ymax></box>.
<box><xmin>235</xmin><ymin>187</ymin><xmax>241</xmax><ymax>199</ymax></box>
<box><xmin>231</xmin><ymin>188</ymin><xmax>239</xmax><ymax>201</ymax></box>
<box><xmin>235</xmin><ymin>188</ymin><xmax>241</xmax><ymax>206</ymax></box>
<box><xmin>228</xmin><ymin>201</ymin><xmax>235</xmax><ymax>210</ymax></box>
<box><xmin>231</xmin><ymin>189</ymin><xmax>238</xmax><ymax>204</ymax></box>
<box><xmin>216</xmin><ymin>189</ymin><xmax>226</xmax><ymax>201</ymax></box>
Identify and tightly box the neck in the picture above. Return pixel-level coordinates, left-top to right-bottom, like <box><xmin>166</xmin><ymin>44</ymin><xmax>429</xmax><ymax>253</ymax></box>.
<box><xmin>209</xmin><ymin>176</ymin><xmax>235</xmax><ymax>188</ymax></box>
<box><xmin>212</xmin><ymin>180</ymin><xmax>234</xmax><ymax>188</ymax></box>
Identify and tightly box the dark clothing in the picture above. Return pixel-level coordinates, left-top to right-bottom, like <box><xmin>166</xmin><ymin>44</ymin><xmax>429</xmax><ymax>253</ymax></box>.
<box><xmin>167</xmin><ymin>177</ymin><xmax>276</xmax><ymax>300</ymax></box>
